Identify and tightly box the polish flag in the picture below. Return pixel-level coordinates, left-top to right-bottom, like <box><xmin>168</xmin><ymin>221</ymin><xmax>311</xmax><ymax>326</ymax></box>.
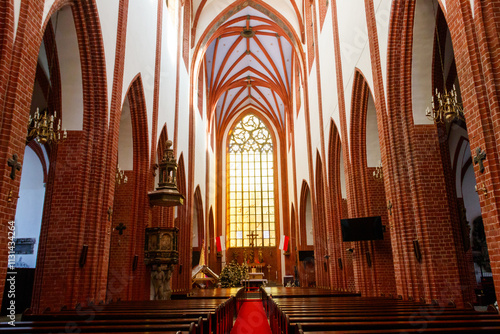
<box><xmin>279</xmin><ymin>235</ymin><xmax>290</xmax><ymax>252</ymax></box>
<box><xmin>216</xmin><ymin>236</ymin><xmax>226</xmax><ymax>252</ymax></box>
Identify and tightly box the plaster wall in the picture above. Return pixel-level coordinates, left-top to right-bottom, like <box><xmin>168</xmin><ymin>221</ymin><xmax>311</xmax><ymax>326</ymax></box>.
<box><xmin>122</xmin><ymin>0</ymin><xmax>158</xmax><ymax>156</ymax></box>
<box><xmin>158</xmin><ymin>0</ymin><xmax>179</xmax><ymax>142</ymax></box>
<box><xmin>14</xmin><ymin>146</ymin><xmax>47</xmax><ymax>269</ymax></box>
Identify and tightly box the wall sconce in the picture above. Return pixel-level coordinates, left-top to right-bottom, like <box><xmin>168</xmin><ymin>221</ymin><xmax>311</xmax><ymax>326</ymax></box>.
<box><xmin>27</xmin><ymin>108</ymin><xmax>67</xmax><ymax>145</ymax></box>
<box><xmin>475</xmin><ymin>183</ymin><xmax>488</xmax><ymax>197</ymax></box>
<box><xmin>372</xmin><ymin>160</ymin><xmax>383</xmax><ymax>181</ymax></box>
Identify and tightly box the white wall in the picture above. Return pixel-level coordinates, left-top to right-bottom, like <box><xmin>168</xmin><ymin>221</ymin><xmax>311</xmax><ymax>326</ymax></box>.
<box><xmin>122</xmin><ymin>0</ymin><xmax>158</xmax><ymax>157</ymax></box>
<box><xmin>412</xmin><ymin>0</ymin><xmax>437</xmax><ymax>125</ymax></box>
<box><xmin>56</xmin><ymin>7</ymin><xmax>84</xmax><ymax>130</ymax></box>
<box><xmin>96</xmin><ymin>0</ymin><xmax>120</xmax><ymax>120</ymax></box>
<box><xmin>158</xmin><ymin>0</ymin><xmax>179</xmax><ymax>142</ymax></box>
<box><xmin>118</xmin><ymin>97</ymin><xmax>134</xmax><ymax>170</ymax></box>
<box><xmin>14</xmin><ymin>146</ymin><xmax>47</xmax><ymax>269</ymax></box>
<box><xmin>366</xmin><ymin>95</ymin><xmax>381</xmax><ymax>167</ymax></box>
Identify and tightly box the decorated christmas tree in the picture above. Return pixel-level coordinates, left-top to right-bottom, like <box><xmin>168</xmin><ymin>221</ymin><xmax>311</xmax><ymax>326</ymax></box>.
<box><xmin>219</xmin><ymin>260</ymin><xmax>248</xmax><ymax>288</ymax></box>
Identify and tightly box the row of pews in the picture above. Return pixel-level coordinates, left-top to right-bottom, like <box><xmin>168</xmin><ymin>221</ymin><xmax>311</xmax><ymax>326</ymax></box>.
<box><xmin>261</xmin><ymin>287</ymin><xmax>500</xmax><ymax>334</ymax></box>
<box><xmin>0</xmin><ymin>290</ymin><xmax>239</xmax><ymax>334</ymax></box>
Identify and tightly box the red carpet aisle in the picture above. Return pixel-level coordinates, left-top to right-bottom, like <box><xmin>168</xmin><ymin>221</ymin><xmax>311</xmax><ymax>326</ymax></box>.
<box><xmin>230</xmin><ymin>301</ymin><xmax>272</xmax><ymax>334</ymax></box>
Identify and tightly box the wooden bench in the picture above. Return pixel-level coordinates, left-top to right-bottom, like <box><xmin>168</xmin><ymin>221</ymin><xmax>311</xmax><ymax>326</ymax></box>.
<box><xmin>1</xmin><ymin>293</ymin><xmax>239</xmax><ymax>334</ymax></box>
<box><xmin>260</xmin><ymin>287</ymin><xmax>500</xmax><ymax>334</ymax></box>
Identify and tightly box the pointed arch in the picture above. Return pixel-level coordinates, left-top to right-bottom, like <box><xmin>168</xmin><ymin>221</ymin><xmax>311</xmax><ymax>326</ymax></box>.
<box><xmin>315</xmin><ymin>152</ymin><xmax>328</xmax><ymax>287</ymax></box>
<box><xmin>299</xmin><ymin>180</ymin><xmax>313</xmax><ymax>250</ymax></box>
<box><xmin>193</xmin><ymin>186</ymin><xmax>205</xmax><ymax>258</ymax></box>
<box><xmin>29</xmin><ymin>0</ymin><xmax>109</xmax><ymax>313</ymax></box>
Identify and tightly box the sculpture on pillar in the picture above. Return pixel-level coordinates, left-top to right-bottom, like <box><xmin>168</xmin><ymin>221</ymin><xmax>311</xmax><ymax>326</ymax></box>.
<box><xmin>152</xmin><ymin>265</ymin><xmax>174</xmax><ymax>300</ymax></box>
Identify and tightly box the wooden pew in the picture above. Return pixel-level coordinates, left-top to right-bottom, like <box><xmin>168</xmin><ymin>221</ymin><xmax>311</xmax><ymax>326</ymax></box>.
<box><xmin>1</xmin><ymin>292</ymin><xmax>239</xmax><ymax>334</ymax></box>
<box><xmin>260</xmin><ymin>287</ymin><xmax>500</xmax><ymax>334</ymax></box>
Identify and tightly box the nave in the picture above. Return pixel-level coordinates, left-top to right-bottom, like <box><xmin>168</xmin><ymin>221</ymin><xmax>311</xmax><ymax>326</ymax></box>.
<box><xmin>2</xmin><ymin>287</ymin><xmax>500</xmax><ymax>333</ymax></box>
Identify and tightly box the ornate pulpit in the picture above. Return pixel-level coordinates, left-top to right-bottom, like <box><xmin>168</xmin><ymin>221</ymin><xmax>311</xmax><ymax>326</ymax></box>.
<box><xmin>144</xmin><ymin>227</ymin><xmax>179</xmax><ymax>300</ymax></box>
<box><xmin>146</xmin><ymin>140</ymin><xmax>184</xmax><ymax>300</ymax></box>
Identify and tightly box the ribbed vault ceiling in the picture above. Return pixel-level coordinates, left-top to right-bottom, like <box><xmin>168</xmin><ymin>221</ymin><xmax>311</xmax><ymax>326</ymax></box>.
<box><xmin>205</xmin><ymin>7</ymin><xmax>295</xmax><ymax>133</ymax></box>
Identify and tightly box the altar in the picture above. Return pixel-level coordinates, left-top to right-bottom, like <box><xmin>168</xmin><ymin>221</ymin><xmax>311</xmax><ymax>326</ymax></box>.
<box><xmin>242</xmin><ymin>267</ymin><xmax>267</xmax><ymax>288</ymax></box>
<box><xmin>241</xmin><ymin>278</ymin><xmax>268</xmax><ymax>288</ymax></box>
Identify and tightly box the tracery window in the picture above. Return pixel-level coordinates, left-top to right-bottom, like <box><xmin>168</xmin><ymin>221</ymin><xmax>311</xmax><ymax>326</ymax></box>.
<box><xmin>228</xmin><ymin>114</ymin><xmax>275</xmax><ymax>248</ymax></box>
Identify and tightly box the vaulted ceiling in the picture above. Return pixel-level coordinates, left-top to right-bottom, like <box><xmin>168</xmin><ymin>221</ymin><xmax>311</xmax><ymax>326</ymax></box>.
<box><xmin>204</xmin><ymin>7</ymin><xmax>296</xmax><ymax>134</ymax></box>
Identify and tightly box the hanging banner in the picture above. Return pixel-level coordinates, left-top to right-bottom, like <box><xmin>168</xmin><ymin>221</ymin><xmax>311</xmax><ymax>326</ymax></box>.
<box><xmin>216</xmin><ymin>236</ymin><xmax>226</xmax><ymax>252</ymax></box>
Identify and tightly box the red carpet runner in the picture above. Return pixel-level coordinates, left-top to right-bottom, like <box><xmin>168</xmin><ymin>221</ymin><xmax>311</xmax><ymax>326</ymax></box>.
<box><xmin>230</xmin><ymin>301</ymin><xmax>272</xmax><ymax>334</ymax></box>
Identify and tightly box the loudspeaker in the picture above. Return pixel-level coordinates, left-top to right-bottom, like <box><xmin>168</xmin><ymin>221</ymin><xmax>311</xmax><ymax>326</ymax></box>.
<box><xmin>366</xmin><ymin>251</ymin><xmax>372</xmax><ymax>267</ymax></box>
<box><xmin>79</xmin><ymin>245</ymin><xmax>88</xmax><ymax>267</ymax></box>
<box><xmin>132</xmin><ymin>254</ymin><xmax>139</xmax><ymax>271</ymax></box>
<box><xmin>413</xmin><ymin>239</ymin><xmax>422</xmax><ymax>262</ymax></box>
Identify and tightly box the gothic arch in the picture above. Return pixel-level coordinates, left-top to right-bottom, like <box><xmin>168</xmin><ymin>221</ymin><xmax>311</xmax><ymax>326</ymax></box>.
<box><xmin>349</xmin><ymin>69</ymin><xmax>372</xmax><ymax>217</ymax></box>
<box><xmin>327</xmin><ymin>120</ymin><xmax>346</xmax><ymax>289</ymax></box>
<box><xmin>386</xmin><ymin>0</ymin><xmax>476</xmax><ymax>306</ymax></box>
<box><xmin>315</xmin><ymin>152</ymin><xmax>328</xmax><ymax>287</ymax></box>
<box><xmin>299</xmin><ymin>181</ymin><xmax>313</xmax><ymax>250</ymax></box>
<box><xmin>193</xmin><ymin>186</ymin><xmax>205</xmax><ymax>266</ymax></box>
<box><xmin>28</xmin><ymin>0</ymin><xmax>109</xmax><ymax>313</ymax></box>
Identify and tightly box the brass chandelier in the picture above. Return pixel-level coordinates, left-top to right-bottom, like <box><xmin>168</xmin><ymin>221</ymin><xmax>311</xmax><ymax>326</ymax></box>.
<box><xmin>115</xmin><ymin>165</ymin><xmax>128</xmax><ymax>185</ymax></box>
<box><xmin>425</xmin><ymin>85</ymin><xmax>463</xmax><ymax>124</ymax></box>
<box><xmin>425</xmin><ymin>5</ymin><xmax>464</xmax><ymax>124</ymax></box>
<box><xmin>27</xmin><ymin>108</ymin><xmax>67</xmax><ymax>145</ymax></box>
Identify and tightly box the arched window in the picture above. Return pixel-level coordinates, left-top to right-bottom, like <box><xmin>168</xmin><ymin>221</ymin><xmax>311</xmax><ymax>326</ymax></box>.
<box><xmin>228</xmin><ymin>114</ymin><xmax>275</xmax><ymax>248</ymax></box>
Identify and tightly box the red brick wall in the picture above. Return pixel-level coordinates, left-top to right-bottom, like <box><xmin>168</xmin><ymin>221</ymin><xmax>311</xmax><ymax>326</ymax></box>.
<box><xmin>0</xmin><ymin>0</ymin><xmax>43</xmax><ymax>309</ymax></box>
<box><xmin>107</xmin><ymin>172</ymin><xmax>135</xmax><ymax>302</ymax></box>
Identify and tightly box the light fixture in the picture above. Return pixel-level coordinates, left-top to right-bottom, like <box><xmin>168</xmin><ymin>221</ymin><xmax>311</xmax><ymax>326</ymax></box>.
<box><xmin>425</xmin><ymin>85</ymin><xmax>464</xmax><ymax>123</ymax></box>
<box><xmin>148</xmin><ymin>140</ymin><xmax>185</xmax><ymax>206</ymax></box>
<box><xmin>115</xmin><ymin>165</ymin><xmax>128</xmax><ymax>185</ymax></box>
<box><xmin>27</xmin><ymin>12</ymin><xmax>67</xmax><ymax>145</ymax></box>
<box><xmin>372</xmin><ymin>160</ymin><xmax>383</xmax><ymax>181</ymax></box>
<box><xmin>27</xmin><ymin>108</ymin><xmax>67</xmax><ymax>145</ymax></box>
<box><xmin>425</xmin><ymin>5</ymin><xmax>464</xmax><ymax>124</ymax></box>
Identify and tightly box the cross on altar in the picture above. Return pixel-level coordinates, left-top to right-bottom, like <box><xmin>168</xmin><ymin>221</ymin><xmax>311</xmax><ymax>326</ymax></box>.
<box><xmin>473</xmin><ymin>147</ymin><xmax>486</xmax><ymax>173</ymax></box>
<box><xmin>247</xmin><ymin>231</ymin><xmax>259</xmax><ymax>247</ymax></box>
<box><xmin>7</xmin><ymin>154</ymin><xmax>22</xmax><ymax>180</ymax></box>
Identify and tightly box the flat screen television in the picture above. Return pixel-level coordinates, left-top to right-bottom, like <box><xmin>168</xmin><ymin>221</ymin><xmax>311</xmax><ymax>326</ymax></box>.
<box><xmin>341</xmin><ymin>216</ymin><xmax>384</xmax><ymax>242</ymax></box>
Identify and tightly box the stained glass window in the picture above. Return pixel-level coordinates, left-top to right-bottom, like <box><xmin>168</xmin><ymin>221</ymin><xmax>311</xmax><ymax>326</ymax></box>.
<box><xmin>228</xmin><ymin>115</ymin><xmax>275</xmax><ymax>248</ymax></box>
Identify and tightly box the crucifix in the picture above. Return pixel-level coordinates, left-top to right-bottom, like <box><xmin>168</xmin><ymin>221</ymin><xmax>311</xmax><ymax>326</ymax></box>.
<box><xmin>7</xmin><ymin>154</ymin><xmax>22</xmax><ymax>180</ymax></box>
<box><xmin>115</xmin><ymin>222</ymin><xmax>126</xmax><ymax>235</ymax></box>
<box><xmin>387</xmin><ymin>200</ymin><xmax>393</xmax><ymax>216</ymax></box>
<box><xmin>473</xmin><ymin>147</ymin><xmax>486</xmax><ymax>173</ymax></box>
<box><xmin>247</xmin><ymin>231</ymin><xmax>259</xmax><ymax>247</ymax></box>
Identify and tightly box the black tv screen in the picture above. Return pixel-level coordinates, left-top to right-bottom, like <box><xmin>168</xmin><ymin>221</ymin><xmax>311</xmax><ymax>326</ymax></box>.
<box><xmin>341</xmin><ymin>216</ymin><xmax>384</xmax><ymax>242</ymax></box>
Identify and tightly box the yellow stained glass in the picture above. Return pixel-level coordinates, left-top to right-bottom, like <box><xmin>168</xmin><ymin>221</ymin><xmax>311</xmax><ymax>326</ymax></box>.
<box><xmin>227</xmin><ymin>114</ymin><xmax>275</xmax><ymax>248</ymax></box>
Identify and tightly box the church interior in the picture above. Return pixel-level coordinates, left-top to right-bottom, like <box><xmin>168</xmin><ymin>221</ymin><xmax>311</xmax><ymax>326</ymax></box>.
<box><xmin>1</xmin><ymin>0</ymin><xmax>500</xmax><ymax>332</ymax></box>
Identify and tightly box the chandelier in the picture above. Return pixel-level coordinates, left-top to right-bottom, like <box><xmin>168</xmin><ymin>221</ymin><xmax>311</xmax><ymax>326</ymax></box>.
<box><xmin>115</xmin><ymin>165</ymin><xmax>128</xmax><ymax>185</ymax></box>
<box><xmin>426</xmin><ymin>6</ymin><xmax>464</xmax><ymax>124</ymax></box>
<box><xmin>27</xmin><ymin>108</ymin><xmax>67</xmax><ymax>145</ymax></box>
<box><xmin>425</xmin><ymin>85</ymin><xmax>464</xmax><ymax>124</ymax></box>
<box><xmin>372</xmin><ymin>160</ymin><xmax>383</xmax><ymax>181</ymax></box>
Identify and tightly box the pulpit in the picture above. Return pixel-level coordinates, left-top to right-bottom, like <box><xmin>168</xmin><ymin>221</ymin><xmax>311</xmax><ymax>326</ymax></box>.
<box><xmin>144</xmin><ymin>227</ymin><xmax>179</xmax><ymax>300</ymax></box>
